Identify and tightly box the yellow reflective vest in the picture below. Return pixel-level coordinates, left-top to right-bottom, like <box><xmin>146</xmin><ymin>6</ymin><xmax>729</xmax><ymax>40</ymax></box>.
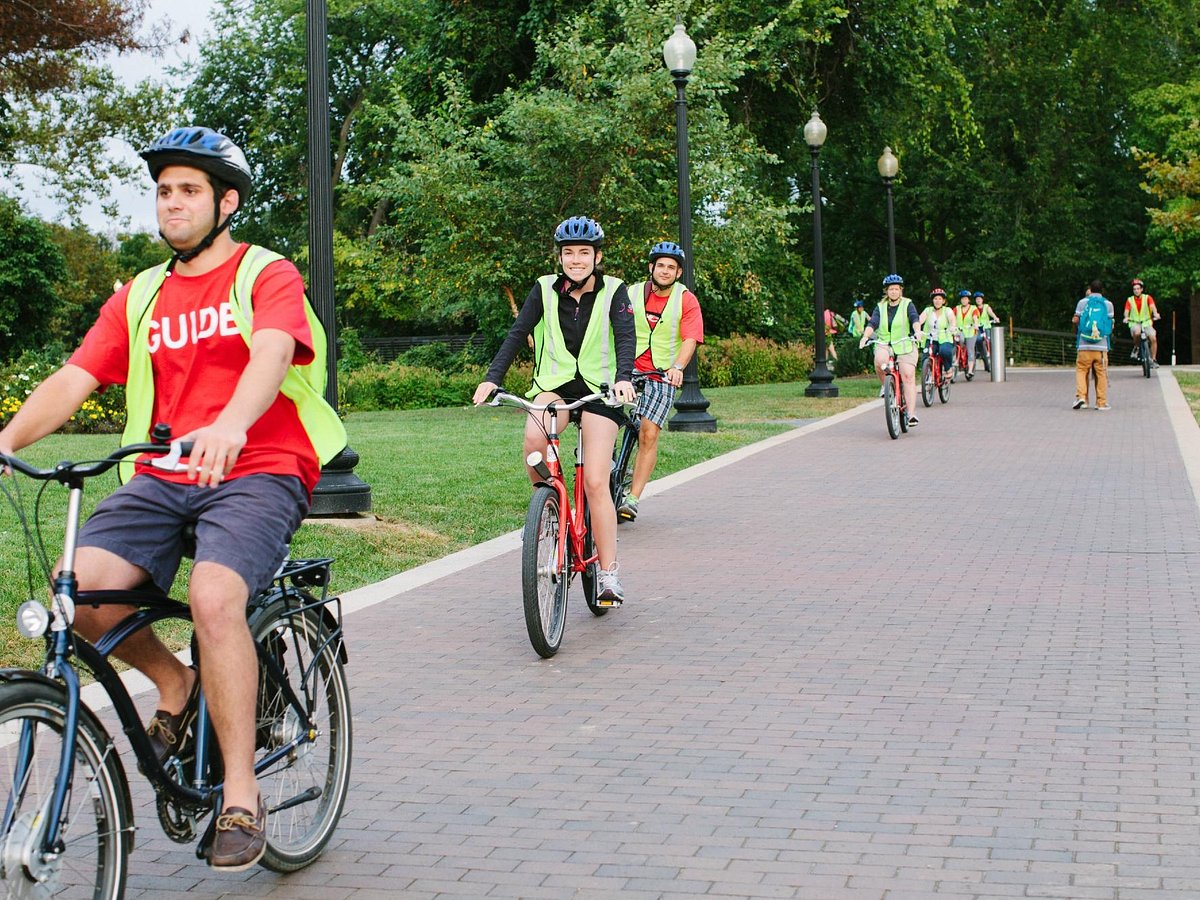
<box><xmin>119</xmin><ymin>245</ymin><xmax>346</xmax><ymax>482</ymax></box>
<box><xmin>876</xmin><ymin>298</ymin><xmax>917</xmax><ymax>354</ymax></box>
<box><xmin>628</xmin><ymin>280</ymin><xmax>684</xmax><ymax>370</ymax></box>
<box><xmin>529</xmin><ymin>274</ymin><xmax>621</xmax><ymax>397</ymax></box>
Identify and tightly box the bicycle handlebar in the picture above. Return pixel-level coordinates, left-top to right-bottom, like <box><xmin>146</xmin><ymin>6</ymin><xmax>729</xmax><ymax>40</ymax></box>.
<box><xmin>485</xmin><ymin>386</ymin><xmax>624</xmax><ymax>412</ymax></box>
<box><xmin>1</xmin><ymin>439</ymin><xmax>193</xmax><ymax>484</ymax></box>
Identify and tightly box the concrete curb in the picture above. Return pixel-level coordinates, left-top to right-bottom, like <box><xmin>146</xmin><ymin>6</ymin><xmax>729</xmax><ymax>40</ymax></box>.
<box><xmin>1159</xmin><ymin>368</ymin><xmax>1200</xmax><ymax>508</ymax></box>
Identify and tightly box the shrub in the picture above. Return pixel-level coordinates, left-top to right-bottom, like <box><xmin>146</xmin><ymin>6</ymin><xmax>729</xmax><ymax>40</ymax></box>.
<box><xmin>340</xmin><ymin>360</ymin><xmax>535</xmax><ymax>412</ymax></box>
<box><xmin>0</xmin><ymin>347</ymin><xmax>126</xmax><ymax>434</ymax></box>
<box><xmin>697</xmin><ymin>334</ymin><xmax>813</xmax><ymax>388</ymax></box>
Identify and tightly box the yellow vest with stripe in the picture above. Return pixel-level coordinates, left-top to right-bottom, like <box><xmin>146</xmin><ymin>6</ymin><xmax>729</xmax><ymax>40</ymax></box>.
<box><xmin>922</xmin><ymin>305</ymin><xmax>955</xmax><ymax>343</ymax></box>
<box><xmin>876</xmin><ymin>298</ymin><xmax>917</xmax><ymax>354</ymax></box>
<box><xmin>956</xmin><ymin>304</ymin><xmax>978</xmax><ymax>337</ymax></box>
<box><xmin>1126</xmin><ymin>295</ymin><xmax>1153</xmax><ymax>325</ymax></box>
<box><xmin>976</xmin><ymin>306</ymin><xmax>993</xmax><ymax>329</ymax></box>
<box><xmin>119</xmin><ymin>245</ymin><xmax>347</xmax><ymax>481</ymax></box>
<box><xmin>628</xmin><ymin>280</ymin><xmax>684</xmax><ymax>369</ymax></box>
<box><xmin>528</xmin><ymin>274</ymin><xmax>621</xmax><ymax>397</ymax></box>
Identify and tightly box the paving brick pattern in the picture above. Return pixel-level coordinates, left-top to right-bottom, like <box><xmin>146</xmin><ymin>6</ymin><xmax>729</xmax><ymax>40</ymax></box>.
<box><xmin>118</xmin><ymin>368</ymin><xmax>1200</xmax><ymax>898</ymax></box>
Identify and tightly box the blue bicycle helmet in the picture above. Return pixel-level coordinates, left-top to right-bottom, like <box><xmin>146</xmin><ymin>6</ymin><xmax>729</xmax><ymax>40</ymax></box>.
<box><xmin>140</xmin><ymin>126</ymin><xmax>253</xmax><ymax>203</ymax></box>
<box><xmin>554</xmin><ymin>216</ymin><xmax>604</xmax><ymax>247</ymax></box>
<box><xmin>853</xmin><ymin>299</ymin><xmax>864</xmax><ymax>307</ymax></box>
<box><xmin>649</xmin><ymin>241</ymin><xmax>686</xmax><ymax>264</ymax></box>
<box><xmin>973</xmin><ymin>291</ymin><xmax>985</xmax><ymax>299</ymax></box>
<box><xmin>958</xmin><ymin>289</ymin><xmax>971</xmax><ymax>297</ymax></box>
<box><xmin>882</xmin><ymin>273</ymin><xmax>904</xmax><ymax>286</ymax></box>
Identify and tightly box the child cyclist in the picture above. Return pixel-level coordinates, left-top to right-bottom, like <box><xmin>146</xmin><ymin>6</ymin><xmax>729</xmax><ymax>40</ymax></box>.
<box><xmin>473</xmin><ymin>216</ymin><xmax>636</xmax><ymax>604</ymax></box>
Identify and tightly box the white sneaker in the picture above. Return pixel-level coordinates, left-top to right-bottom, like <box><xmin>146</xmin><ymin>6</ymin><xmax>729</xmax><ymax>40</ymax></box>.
<box><xmin>878</xmin><ymin>386</ymin><xmax>885</xmax><ymax>398</ymax></box>
<box><xmin>1072</xmin><ymin>398</ymin><xmax>1086</xmax><ymax>410</ymax></box>
<box><xmin>596</xmin><ymin>563</ymin><xmax>625</xmax><ymax>606</ymax></box>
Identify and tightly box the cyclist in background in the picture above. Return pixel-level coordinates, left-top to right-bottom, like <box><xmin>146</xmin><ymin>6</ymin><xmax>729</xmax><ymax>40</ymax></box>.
<box><xmin>618</xmin><ymin>240</ymin><xmax>704</xmax><ymax>522</ymax></box>
<box><xmin>847</xmin><ymin>299</ymin><xmax>869</xmax><ymax>339</ymax></box>
<box><xmin>473</xmin><ymin>217</ymin><xmax>635</xmax><ymax>603</ymax></box>
<box><xmin>955</xmin><ymin>289</ymin><xmax>980</xmax><ymax>379</ymax></box>
<box><xmin>858</xmin><ymin>273</ymin><xmax>924</xmax><ymax>427</ymax></box>
<box><xmin>973</xmin><ymin>291</ymin><xmax>1000</xmax><ymax>360</ymax></box>
<box><xmin>0</xmin><ymin>126</ymin><xmax>346</xmax><ymax>871</ymax></box>
<box><xmin>823</xmin><ymin>307</ymin><xmax>846</xmax><ymax>367</ymax></box>
<box><xmin>918</xmin><ymin>287</ymin><xmax>958</xmax><ymax>383</ymax></box>
<box><xmin>1124</xmin><ymin>278</ymin><xmax>1160</xmax><ymax>367</ymax></box>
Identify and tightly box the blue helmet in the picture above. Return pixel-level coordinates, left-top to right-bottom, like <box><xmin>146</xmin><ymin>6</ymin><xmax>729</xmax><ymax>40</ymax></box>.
<box><xmin>973</xmin><ymin>291</ymin><xmax>985</xmax><ymax>299</ymax></box>
<box><xmin>853</xmin><ymin>299</ymin><xmax>864</xmax><ymax>307</ymax></box>
<box><xmin>649</xmin><ymin>241</ymin><xmax>685</xmax><ymax>264</ymax></box>
<box><xmin>140</xmin><ymin>126</ymin><xmax>253</xmax><ymax>203</ymax></box>
<box><xmin>882</xmin><ymin>273</ymin><xmax>904</xmax><ymax>286</ymax></box>
<box><xmin>958</xmin><ymin>289</ymin><xmax>971</xmax><ymax>297</ymax></box>
<box><xmin>554</xmin><ymin>216</ymin><xmax>604</xmax><ymax>247</ymax></box>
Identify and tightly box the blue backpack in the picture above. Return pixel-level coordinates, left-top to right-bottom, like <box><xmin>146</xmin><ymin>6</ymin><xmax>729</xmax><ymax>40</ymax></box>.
<box><xmin>1078</xmin><ymin>295</ymin><xmax>1112</xmax><ymax>344</ymax></box>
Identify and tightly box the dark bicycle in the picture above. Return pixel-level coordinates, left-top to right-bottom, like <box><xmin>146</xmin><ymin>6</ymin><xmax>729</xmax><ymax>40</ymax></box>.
<box><xmin>1134</xmin><ymin>328</ymin><xmax>1153</xmax><ymax>378</ymax></box>
<box><xmin>611</xmin><ymin>370</ymin><xmax>666</xmax><ymax>522</ymax></box>
<box><xmin>0</xmin><ymin>432</ymin><xmax>352</xmax><ymax>897</ymax></box>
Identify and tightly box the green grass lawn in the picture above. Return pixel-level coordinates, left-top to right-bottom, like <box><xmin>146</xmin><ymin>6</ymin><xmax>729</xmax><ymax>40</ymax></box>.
<box><xmin>0</xmin><ymin>377</ymin><xmax>875</xmax><ymax>668</ymax></box>
<box><xmin>1174</xmin><ymin>371</ymin><xmax>1200</xmax><ymax>425</ymax></box>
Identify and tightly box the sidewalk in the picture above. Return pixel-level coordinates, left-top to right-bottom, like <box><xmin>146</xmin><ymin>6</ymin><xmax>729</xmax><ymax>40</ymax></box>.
<box><xmin>127</xmin><ymin>367</ymin><xmax>1200</xmax><ymax>898</ymax></box>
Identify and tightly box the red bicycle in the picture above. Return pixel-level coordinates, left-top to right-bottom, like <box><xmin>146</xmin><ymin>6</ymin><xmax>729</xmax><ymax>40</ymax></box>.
<box><xmin>484</xmin><ymin>387</ymin><xmax>619</xmax><ymax>657</ymax></box>
<box><xmin>920</xmin><ymin>339</ymin><xmax>952</xmax><ymax>406</ymax></box>
<box><xmin>868</xmin><ymin>340</ymin><xmax>910</xmax><ymax>439</ymax></box>
<box><xmin>954</xmin><ymin>339</ymin><xmax>972</xmax><ymax>381</ymax></box>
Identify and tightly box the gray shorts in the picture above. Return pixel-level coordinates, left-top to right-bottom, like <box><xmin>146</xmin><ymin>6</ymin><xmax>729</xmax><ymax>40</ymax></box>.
<box><xmin>635</xmin><ymin>376</ymin><xmax>677</xmax><ymax>428</ymax></box>
<box><xmin>77</xmin><ymin>473</ymin><xmax>309</xmax><ymax>596</ymax></box>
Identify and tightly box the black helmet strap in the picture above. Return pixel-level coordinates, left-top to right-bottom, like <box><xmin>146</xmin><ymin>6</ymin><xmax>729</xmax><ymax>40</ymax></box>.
<box><xmin>162</xmin><ymin>188</ymin><xmax>235</xmax><ymax>264</ymax></box>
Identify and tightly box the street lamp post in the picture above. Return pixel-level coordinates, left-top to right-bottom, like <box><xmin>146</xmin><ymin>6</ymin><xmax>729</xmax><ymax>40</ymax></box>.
<box><xmin>663</xmin><ymin>21</ymin><xmax>717</xmax><ymax>433</ymax></box>
<box><xmin>306</xmin><ymin>0</ymin><xmax>371</xmax><ymax>514</ymax></box>
<box><xmin>803</xmin><ymin>111</ymin><xmax>837</xmax><ymax>398</ymax></box>
<box><xmin>877</xmin><ymin>146</ymin><xmax>898</xmax><ymax>274</ymax></box>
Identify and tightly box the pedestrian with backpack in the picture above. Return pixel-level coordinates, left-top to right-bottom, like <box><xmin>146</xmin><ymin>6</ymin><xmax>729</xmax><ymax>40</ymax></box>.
<box><xmin>1072</xmin><ymin>279</ymin><xmax>1115</xmax><ymax>410</ymax></box>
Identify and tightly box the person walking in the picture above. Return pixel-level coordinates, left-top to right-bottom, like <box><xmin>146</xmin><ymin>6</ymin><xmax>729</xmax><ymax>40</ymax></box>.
<box><xmin>0</xmin><ymin>126</ymin><xmax>347</xmax><ymax>871</ymax></box>
<box><xmin>617</xmin><ymin>240</ymin><xmax>705</xmax><ymax>522</ymax></box>
<box><xmin>1072</xmin><ymin>279</ymin><xmax>1115</xmax><ymax>410</ymax></box>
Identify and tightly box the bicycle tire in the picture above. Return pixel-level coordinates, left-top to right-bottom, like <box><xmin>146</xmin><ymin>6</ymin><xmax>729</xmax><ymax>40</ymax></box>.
<box><xmin>581</xmin><ymin>506</ymin><xmax>607</xmax><ymax>617</ymax></box>
<box><xmin>522</xmin><ymin>485</ymin><xmax>569</xmax><ymax>657</ymax></box>
<box><xmin>883</xmin><ymin>377</ymin><xmax>900</xmax><ymax>440</ymax></box>
<box><xmin>1142</xmin><ymin>337</ymin><xmax>1152</xmax><ymax>378</ymax></box>
<box><xmin>248</xmin><ymin>598</ymin><xmax>353</xmax><ymax>872</ymax></box>
<box><xmin>920</xmin><ymin>357</ymin><xmax>934</xmax><ymax>407</ymax></box>
<box><xmin>0</xmin><ymin>679</ymin><xmax>132</xmax><ymax>898</ymax></box>
<box><xmin>612</xmin><ymin>425</ymin><xmax>639</xmax><ymax>522</ymax></box>
<box><xmin>938</xmin><ymin>370</ymin><xmax>951</xmax><ymax>403</ymax></box>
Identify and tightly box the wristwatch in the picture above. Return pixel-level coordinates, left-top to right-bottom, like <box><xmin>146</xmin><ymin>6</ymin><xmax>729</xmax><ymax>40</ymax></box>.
<box><xmin>670</xmin><ymin>363</ymin><xmax>684</xmax><ymax>372</ymax></box>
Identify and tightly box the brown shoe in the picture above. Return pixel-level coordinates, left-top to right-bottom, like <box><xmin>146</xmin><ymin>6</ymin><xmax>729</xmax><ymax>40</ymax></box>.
<box><xmin>209</xmin><ymin>795</ymin><xmax>267</xmax><ymax>871</ymax></box>
<box><xmin>146</xmin><ymin>668</ymin><xmax>200</xmax><ymax>763</ymax></box>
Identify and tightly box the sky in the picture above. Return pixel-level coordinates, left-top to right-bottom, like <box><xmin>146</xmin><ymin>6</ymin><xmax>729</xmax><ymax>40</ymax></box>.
<box><xmin>5</xmin><ymin>0</ymin><xmax>218</xmax><ymax>234</ymax></box>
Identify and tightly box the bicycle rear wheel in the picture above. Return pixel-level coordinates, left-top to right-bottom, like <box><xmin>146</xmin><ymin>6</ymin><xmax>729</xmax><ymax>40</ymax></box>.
<box><xmin>612</xmin><ymin>425</ymin><xmax>639</xmax><ymax>521</ymax></box>
<box><xmin>249</xmin><ymin>598</ymin><xmax>352</xmax><ymax>872</ymax></box>
<box><xmin>0</xmin><ymin>679</ymin><xmax>131</xmax><ymax>899</ymax></box>
<box><xmin>920</xmin><ymin>357</ymin><xmax>934</xmax><ymax>407</ymax></box>
<box><xmin>522</xmin><ymin>485</ymin><xmax>569</xmax><ymax>657</ymax></box>
<box><xmin>581</xmin><ymin>506</ymin><xmax>607</xmax><ymax>618</ymax></box>
<box><xmin>1142</xmin><ymin>337</ymin><xmax>1152</xmax><ymax>378</ymax></box>
<box><xmin>883</xmin><ymin>377</ymin><xmax>901</xmax><ymax>440</ymax></box>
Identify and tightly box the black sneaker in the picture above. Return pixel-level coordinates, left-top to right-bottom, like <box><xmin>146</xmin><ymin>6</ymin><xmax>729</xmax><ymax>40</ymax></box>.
<box><xmin>907</xmin><ymin>415</ymin><xmax>920</xmax><ymax>427</ymax></box>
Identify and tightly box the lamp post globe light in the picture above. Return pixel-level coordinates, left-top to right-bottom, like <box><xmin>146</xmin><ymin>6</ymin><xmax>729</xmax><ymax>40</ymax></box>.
<box><xmin>803</xmin><ymin>111</ymin><xmax>837</xmax><ymax>398</ymax></box>
<box><xmin>306</xmin><ymin>0</ymin><xmax>371</xmax><ymax>514</ymax></box>
<box><xmin>662</xmin><ymin>20</ymin><xmax>717</xmax><ymax>433</ymax></box>
<box><xmin>877</xmin><ymin>145</ymin><xmax>899</xmax><ymax>275</ymax></box>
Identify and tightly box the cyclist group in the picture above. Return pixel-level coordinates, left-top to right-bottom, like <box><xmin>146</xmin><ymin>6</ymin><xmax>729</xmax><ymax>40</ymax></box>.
<box><xmin>471</xmin><ymin>216</ymin><xmax>704</xmax><ymax>608</ymax></box>
<box><xmin>849</xmin><ymin>273</ymin><xmax>1001</xmax><ymax>427</ymax></box>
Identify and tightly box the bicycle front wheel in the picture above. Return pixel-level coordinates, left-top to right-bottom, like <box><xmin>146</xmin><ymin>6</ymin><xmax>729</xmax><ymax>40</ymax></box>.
<box><xmin>920</xmin><ymin>357</ymin><xmax>934</xmax><ymax>407</ymax></box>
<box><xmin>938</xmin><ymin>370</ymin><xmax>951</xmax><ymax>404</ymax></box>
<box><xmin>522</xmin><ymin>485</ymin><xmax>569</xmax><ymax>657</ymax></box>
<box><xmin>1142</xmin><ymin>339</ymin><xmax>1152</xmax><ymax>378</ymax></box>
<box><xmin>883</xmin><ymin>377</ymin><xmax>901</xmax><ymax>440</ymax></box>
<box><xmin>0</xmin><ymin>679</ymin><xmax>131</xmax><ymax>899</ymax></box>
<box><xmin>249</xmin><ymin>599</ymin><xmax>353</xmax><ymax>872</ymax></box>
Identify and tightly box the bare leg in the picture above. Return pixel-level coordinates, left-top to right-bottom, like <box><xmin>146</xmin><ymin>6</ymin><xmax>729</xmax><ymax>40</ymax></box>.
<box><xmin>521</xmin><ymin>392</ymin><xmax>569</xmax><ymax>483</ymax></box>
<box><xmin>189</xmin><ymin>561</ymin><xmax>258</xmax><ymax>812</ymax></box>
<box><xmin>580</xmin><ymin>412</ymin><xmax>619</xmax><ymax>569</ymax></box>
<box><xmin>629</xmin><ymin>418</ymin><xmax>661</xmax><ymax>499</ymax></box>
<box><xmin>71</xmin><ymin>546</ymin><xmax>195</xmax><ymax>713</ymax></box>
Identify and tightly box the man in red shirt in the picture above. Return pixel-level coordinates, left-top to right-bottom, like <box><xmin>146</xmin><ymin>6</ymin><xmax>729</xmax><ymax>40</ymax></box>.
<box><xmin>0</xmin><ymin>127</ymin><xmax>343</xmax><ymax>871</ymax></box>
<box><xmin>1124</xmin><ymin>278</ymin><xmax>1160</xmax><ymax>366</ymax></box>
<box><xmin>618</xmin><ymin>241</ymin><xmax>704</xmax><ymax>521</ymax></box>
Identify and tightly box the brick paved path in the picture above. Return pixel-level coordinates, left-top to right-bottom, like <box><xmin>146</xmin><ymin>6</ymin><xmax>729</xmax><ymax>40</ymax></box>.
<box><xmin>122</xmin><ymin>368</ymin><xmax>1200</xmax><ymax>898</ymax></box>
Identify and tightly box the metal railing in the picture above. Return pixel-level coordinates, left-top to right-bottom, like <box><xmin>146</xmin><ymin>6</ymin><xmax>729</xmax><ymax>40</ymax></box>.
<box><xmin>1010</xmin><ymin>327</ymin><xmax>1142</xmax><ymax>366</ymax></box>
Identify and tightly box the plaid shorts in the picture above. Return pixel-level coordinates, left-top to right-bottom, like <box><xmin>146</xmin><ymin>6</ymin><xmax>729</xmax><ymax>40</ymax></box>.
<box><xmin>635</xmin><ymin>376</ymin><xmax>677</xmax><ymax>428</ymax></box>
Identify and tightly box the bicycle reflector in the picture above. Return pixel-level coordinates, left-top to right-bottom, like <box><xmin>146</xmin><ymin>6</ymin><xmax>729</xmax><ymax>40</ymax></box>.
<box><xmin>17</xmin><ymin>600</ymin><xmax>50</xmax><ymax>638</ymax></box>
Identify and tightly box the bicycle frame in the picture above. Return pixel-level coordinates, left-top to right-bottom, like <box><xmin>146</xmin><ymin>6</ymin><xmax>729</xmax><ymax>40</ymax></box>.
<box><xmin>535</xmin><ymin>407</ymin><xmax>597</xmax><ymax>585</ymax></box>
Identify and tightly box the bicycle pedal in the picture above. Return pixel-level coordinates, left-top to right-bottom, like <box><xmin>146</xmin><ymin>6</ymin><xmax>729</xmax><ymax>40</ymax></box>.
<box><xmin>594</xmin><ymin>597</ymin><xmax>623</xmax><ymax>608</ymax></box>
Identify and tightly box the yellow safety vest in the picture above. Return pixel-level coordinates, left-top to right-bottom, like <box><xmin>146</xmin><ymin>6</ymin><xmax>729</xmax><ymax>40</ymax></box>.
<box><xmin>529</xmin><ymin>274</ymin><xmax>621</xmax><ymax>397</ymax></box>
<box><xmin>628</xmin><ymin>280</ymin><xmax>684</xmax><ymax>370</ymax></box>
<box><xmin>876</xmin><ymin>298</ymin><xmax>917</xmax><ymax>354</ymax></box>
<box><xmin>120</xmin><ymin>245</ymin><xmax>346</xmax><ymax>482</ymax></box>
<box><xmin>956</xmin><ymin>304</ymin><xmax>978</xmax><ymax>337</ymax></box>
<box><xmin>922</xmin><ymin>306</ymin><xmax>955</xmax><ymax>343</ymax></box>
<box><xmin>1126</xmin><ymin>295</ymin><xmax>1153</xmax><ymax>325</ymax></box>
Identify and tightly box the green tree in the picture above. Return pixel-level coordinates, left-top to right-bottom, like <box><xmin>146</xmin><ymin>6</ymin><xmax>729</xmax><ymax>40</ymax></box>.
<box><xmin>0</xmin><ymin>196</ymin><xmax>66</xmax><ymax>360</ymax></box>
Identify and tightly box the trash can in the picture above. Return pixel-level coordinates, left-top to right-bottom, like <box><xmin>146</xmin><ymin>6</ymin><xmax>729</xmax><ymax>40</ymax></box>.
<box><xmin>990</xmin><ymin>325</ymin><xmax>1006</xmax><ymax>382</ymax></box>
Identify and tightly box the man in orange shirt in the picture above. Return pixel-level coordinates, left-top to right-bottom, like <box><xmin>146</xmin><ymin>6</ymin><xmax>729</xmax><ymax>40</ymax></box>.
<box><xmin>618</xmin><ymin>241</ymin><xmax>705</xmax><ymax>522</ymax></box>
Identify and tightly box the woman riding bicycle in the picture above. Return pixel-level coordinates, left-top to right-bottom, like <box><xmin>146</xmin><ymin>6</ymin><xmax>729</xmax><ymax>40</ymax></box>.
<box><xmin>858</xmin><ymin>273</ymin><xmax>924</xmax><ymax>427</ymax></box>
<box><xmin>918</xmin><ymin>287</ymin><xmax>958</xmax><ymax>383</ymax></box>
<box><xmin>473</xmin><ymin>216</ymin><xmax>636</xmax><ymax>604</ymax></box>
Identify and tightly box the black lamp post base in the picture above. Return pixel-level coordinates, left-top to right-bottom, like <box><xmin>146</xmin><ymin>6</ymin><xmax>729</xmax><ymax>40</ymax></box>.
<box><xmin>309</xmin><ymin>445</ymin><xmax>373</xmax><ymax>516</ymax></box>
<box><xmin>668</xmin><ymin>409</ymin><xmax>718</xmax><ymax>432</ymax></box>
<box><xmin>804</xmin><ymin>365</ymin><xmax>839</xmax><ymax>398</ymax></box>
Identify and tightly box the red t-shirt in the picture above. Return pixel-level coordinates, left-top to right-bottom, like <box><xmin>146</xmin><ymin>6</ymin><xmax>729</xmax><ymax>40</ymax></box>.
<box><xmin>69</xmin><ymin>244</ymin><xmax>322</xmax><ymax>492</ymax></box>
<box><xmin>632</xmin><ymin>283</ymin><xmax>705</xmax><ymax>374</ymax></box>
